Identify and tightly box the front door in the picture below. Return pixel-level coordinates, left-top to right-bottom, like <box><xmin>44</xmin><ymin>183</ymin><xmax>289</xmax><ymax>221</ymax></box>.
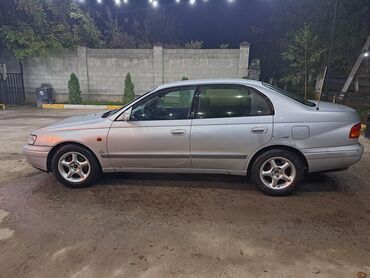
<box><xmin>190</xmin><ymin>84</ymin><xmax>274</xmax><ymax>171</ymax></box>
<box><xmin>107</xmin><ymin>86</ymin><xmax>196</xmax><ymax>169</ymax></box>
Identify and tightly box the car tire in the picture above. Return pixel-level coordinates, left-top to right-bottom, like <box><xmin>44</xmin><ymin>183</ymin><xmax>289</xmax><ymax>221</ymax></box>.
<box><xmin>51</xmin><ymin>144</ymin><xmax>101</xmax><ymax>188</ymax></box>
<box><xmin>251</xmin><ymin>149</ymin><xmax>304</xmax><ymax>196</ymax></box>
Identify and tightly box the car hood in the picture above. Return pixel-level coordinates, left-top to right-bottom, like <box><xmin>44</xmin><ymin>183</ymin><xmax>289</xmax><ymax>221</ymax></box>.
<box><xmin>34</xmin><ymin>111</ymin><xmax>112</xmax><ymax>134</ymax></box>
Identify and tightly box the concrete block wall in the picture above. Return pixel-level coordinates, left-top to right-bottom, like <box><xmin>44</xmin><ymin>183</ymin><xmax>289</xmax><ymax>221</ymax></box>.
<box><xmin>22</xmin><ymin>49</ymin><xmax>77</xmax><ymax>103</ymax></box>
<box><xmin>86</xmin><ymin>48</ymin><xmax>154</xmax><ymax>101</ymax></box>
<box><xmin>77</xmin><ymin>46</ymin><xmax>89</xmax><ymax>96</ymax></box>
<box><xmin>163</xmin><ymin>49</ymin><xmax>240</xmax><ymax>83</ymax></box>
<box><xmin>21</xmin><ymin>43</ymin><xmax>251</xmax><ymax>102</ymax></box>
<box><xmin>153</xmin><ymin>44</ymin><xmax>164</xmax><ymax>86</ymax></box>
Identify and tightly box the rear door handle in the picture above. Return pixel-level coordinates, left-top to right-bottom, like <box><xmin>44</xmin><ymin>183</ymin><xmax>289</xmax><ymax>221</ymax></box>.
<box><xmin>171</xmin><ymin>129</ymin><xmax>186</xmax><ymax>136</ymax></box>
<box><xmin>251</xmin><ymin>127</ymin><xmax>268</xmax><ymax>134</ymax></box>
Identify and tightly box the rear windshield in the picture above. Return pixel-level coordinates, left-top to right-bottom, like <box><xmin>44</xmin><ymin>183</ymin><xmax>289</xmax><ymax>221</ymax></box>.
<box><xmin>262</xmin><ymin>83</ymin><xmax>316</xmax><ymax>107</ymax></box>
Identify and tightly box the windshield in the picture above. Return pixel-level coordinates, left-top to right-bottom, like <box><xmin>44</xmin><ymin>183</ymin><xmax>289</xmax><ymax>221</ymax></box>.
<box><xmin>262</xmin><ymin>83</ymin><xmax>316</xmax><ymax>107</ymax></box>
<box><xmin>101</xmin><ymin>90</ymin><xmax>154</xmax><ymax>118</ymax></box>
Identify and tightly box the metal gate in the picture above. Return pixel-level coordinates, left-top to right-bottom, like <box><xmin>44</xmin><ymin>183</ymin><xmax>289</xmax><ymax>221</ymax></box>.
<box><xmin>0</xmin><ymin>73</ymin><xmax>25</xmax><ymax>105</ymax></box>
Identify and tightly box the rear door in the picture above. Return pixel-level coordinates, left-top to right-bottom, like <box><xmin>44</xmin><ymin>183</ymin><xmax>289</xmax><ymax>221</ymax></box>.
<box><xmin>190</xmin><ymin>84</ymin><xmax>274</xmax><ymax>171</ymax></box>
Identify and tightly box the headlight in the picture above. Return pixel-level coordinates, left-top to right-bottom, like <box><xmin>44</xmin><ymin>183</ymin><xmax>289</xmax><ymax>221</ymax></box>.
<box><xmin>27</xmin><ymin>135</ymin><xmax>37</xmax><ymax>145</ymax></box>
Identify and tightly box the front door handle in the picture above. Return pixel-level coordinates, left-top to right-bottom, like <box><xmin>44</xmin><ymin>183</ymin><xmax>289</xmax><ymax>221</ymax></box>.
<box><xmin>251</xmin><ymin>127</ymin><xmax>268</xmax><ymax>134</ymax></box>
<box><xmin>171</xmin><ymin>129</ymin><xmax>186</xmax><ymax>136</ymax></box>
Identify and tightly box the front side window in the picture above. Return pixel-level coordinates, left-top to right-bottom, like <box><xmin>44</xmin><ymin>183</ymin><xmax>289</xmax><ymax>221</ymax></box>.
<box><xmin>196</xmin><ymin>85</ymin><xmax>273</xmax><ymax>119</ymax></box>
<box><xmin>131</xmin><ymin>87</ymin><xmax>196</xmax><ymax>121</ymax></box>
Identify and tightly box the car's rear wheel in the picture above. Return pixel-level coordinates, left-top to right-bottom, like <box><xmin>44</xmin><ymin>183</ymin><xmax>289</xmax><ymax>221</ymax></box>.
<box><xmin>51</xmin><ymin>145</ymin><xmax>101</xmax><ymax>188</ymax></box>
<box><xmin>251</xmin><ymin>149</ymin><xmax>304</xmax><ymax>196</ymax></box>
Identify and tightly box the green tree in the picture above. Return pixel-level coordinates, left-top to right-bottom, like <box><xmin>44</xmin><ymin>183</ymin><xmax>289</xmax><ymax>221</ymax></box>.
<box><xmin>0</xmin><ymin>0</ymin><xmax>102</xmax><ymax>59</ymax></box>
<box><xmin>185</xmin><ymin>40</ymin><xmax>204</xmax><ymax>49</ymax></box>
<box><xmin>93</xmin><ymin>7</ymin><xmax>135</xmax><ymax>48</ymax></box>
<box><xmin>141</xmin><ymin>9</ymin><xmax>178</xmax><ymax>46</ymax></box>
<box><xmin>118</xmin><ymin>8</ymin><xmax>180</xmax><ymax>48</ymax></box>
<box><xmin>68</xmin><ymin>73</ymin><xmax>82</xmax><ymax>104</ymax></box>
<box><xmin>123</xmin><ymin>73</ymin><xmax>135</xmax><ymax>103</ymax></box>
<box><xmin>326</xmin><ymin>0</ymin><xmax>370</xmax><ymax>75</ymax></box>
<box><xmin>69</xmin><ymin>3</ymin><xmax>103</xmax><ymax>48</ymax></box>
<box><xmin>249</xmin><ymin>0</ymin><xmax>370</xmax><ymax>83</ymax></box>
<box><xmin>281</xmin><ymin>24</ymin><xmax>325</xmax><ymax>98</ymax></box>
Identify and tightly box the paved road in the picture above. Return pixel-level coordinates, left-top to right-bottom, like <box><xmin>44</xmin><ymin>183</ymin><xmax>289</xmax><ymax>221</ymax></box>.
<box><xmin>0</xmin><ymin>108</ymin><xmax>369</xmax><ymax>278</ymax></box>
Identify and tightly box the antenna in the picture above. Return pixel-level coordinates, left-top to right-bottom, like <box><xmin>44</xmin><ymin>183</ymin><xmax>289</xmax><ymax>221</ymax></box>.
<box><xmin>316</xmin><ymin>66</ymin><xmax>327</xmax><ymax>111</ymax></box>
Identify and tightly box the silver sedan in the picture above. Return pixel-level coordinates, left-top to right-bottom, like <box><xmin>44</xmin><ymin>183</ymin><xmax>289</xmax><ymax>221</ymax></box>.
<box><xmin>24</xmin><ymin>79</ymin><xmax>364</xmax><ymax>196</ymax></box>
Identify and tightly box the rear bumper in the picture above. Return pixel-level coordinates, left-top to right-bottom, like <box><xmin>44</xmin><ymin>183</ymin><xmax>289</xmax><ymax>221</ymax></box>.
<box><xmin>23</xmin><ymin>145</ymin><xmax>52</xmax><ymax>172</ymax></box>
<box><xmin>303</xmin><ymin>143</ymin><xmax>364</xmax><ymax>173</ymax></box>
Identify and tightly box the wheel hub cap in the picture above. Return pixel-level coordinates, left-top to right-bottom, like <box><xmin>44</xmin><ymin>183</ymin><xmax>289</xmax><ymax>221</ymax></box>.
<box><xmin>260</xmin><ymin>157</ymin><xmax>297</xmax><ymax>190</ymax></box>
<box><xmin>57</xmin><ymin>152</ymin><xmax>91</xmax><ymax>183</ymax></box>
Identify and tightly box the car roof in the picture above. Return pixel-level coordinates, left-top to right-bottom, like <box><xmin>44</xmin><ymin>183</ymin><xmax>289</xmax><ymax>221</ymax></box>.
<box><xmin>156</xmin><ymin>79</ymin><xmax>263</xmax><ymax>90</ymax></box>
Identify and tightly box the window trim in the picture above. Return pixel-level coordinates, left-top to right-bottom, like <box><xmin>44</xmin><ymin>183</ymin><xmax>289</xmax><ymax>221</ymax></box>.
<box><xmin>129</xmin><ymin>85</ymin><xmax>198</xmax><ymax>122</ymax></box>
<box><xmin>193</xmin><ymin>84</ymin><xmax>275</xmax><ymax>120</ymax></box>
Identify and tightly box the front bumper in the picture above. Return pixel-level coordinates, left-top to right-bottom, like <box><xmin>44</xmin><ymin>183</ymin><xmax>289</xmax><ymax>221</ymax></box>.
<box><xmin>23</xmin><ymin>145</ymin><xmax>52</xmax><ymax>172</ymax></box>
<box><xmin>303</xmin><ymin>143</ymin><xmax>364</xmax><ymax>173</ymax></box>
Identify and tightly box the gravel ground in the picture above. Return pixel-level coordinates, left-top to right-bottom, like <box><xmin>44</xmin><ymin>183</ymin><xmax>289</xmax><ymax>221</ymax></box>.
<box><xmin>0</xmin><ymin>108</ymin><xmax>369</xmax><ymax>278</ymax></box>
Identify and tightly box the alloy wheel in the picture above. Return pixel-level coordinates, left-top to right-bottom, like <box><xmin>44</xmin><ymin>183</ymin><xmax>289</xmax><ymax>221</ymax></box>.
<box><xmin>259</xmin><ymin>156</ymin><xmax>296</xmax><ymax>190</ymax></box>
<box><xmin>57</xmin><ymin>151</ymin><xmax>91</xmax><ymax>183</ymax></box>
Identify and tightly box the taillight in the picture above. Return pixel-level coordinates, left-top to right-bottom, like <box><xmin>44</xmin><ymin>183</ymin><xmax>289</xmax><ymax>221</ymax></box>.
<box><xmin>349</xmin><ymin>123</ymin><xmax>361</xmax><ymax>139</ymax></box>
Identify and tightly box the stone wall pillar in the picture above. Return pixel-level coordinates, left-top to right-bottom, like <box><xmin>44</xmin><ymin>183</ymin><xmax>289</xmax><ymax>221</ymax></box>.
<box><xmin>153</xmin><ymin>43</ymin><xmax>164</xmax><ymax>86</ymax></box>
<box><xmin>248</xmin><ymin>58</ymin><xmax>261</xmax><ymax>80</ymax></box>
<box><xmin>238</xmin><ymin>42</ymin><xmax>250</xmax><ymax>78</ymax></box>
<box><xmin>77</xmin><ymin>46</ymin><xmax>89</xmax><ymax>96</ymax></box>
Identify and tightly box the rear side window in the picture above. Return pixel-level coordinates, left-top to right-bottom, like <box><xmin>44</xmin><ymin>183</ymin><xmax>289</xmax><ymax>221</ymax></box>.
<box><xmin>262</xmin><ymin>83</ymin><xmax>316</xmax><ymax>107</ymax></box>
<box><xmin>196</xmin><ymin>85</ymin><xmax>273</xmax><ymax>119</ymax></box>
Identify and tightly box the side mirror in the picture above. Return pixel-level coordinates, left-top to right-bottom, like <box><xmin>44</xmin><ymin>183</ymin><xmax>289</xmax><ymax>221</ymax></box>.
<box><xmin>122</xmin><ymin>107</ymin><xmax>132</xmax><ymax>121</ymax></box>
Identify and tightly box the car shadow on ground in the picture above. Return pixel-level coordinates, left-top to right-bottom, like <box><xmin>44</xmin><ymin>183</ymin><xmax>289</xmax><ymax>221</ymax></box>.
<box><xmin>95</xmin><ymin>172</ymin><xmax>340</xmax><ymax>194</ymax></box>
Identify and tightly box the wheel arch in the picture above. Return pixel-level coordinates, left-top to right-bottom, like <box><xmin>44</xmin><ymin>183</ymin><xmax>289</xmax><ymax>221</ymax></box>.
<box><xmin>47</xmin><ymin>142</ymin><xmax>102</xmax><ymax>172</ymax></box>
<box><xmin>246</xmin><ymin>145</ymin><xmax>309</xmax><ymax>177</ymax></box>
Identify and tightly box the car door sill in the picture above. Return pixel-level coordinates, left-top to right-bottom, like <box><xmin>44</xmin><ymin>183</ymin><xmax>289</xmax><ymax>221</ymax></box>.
<box><xmin>111</xmin><ymin>167</ymin><xmax>246</xmax><ymax>176</ymax></box>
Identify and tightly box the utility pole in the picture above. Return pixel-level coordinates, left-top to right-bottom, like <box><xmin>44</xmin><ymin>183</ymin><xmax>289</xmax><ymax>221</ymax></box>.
<box><xmin>324</xmin><ymin>0</ymin><xmax>338</xmax><ymax>95</ymax></box>
<box><xmin>338</xmin><ymin>35</ymin><xmax>370</xmax><ymax>99</ymax></box>
<box><xmin>304</xmin><ymin>42</ymin><xmax>307</xmax><ymax>100</ymax></box>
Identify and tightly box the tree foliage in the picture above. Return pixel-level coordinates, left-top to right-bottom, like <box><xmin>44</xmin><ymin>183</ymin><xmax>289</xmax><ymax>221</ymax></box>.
<box><xmin>185</xmin><ymin>40</ymin><xmax>204</xmax><ymax>49</ymax></box>
<box><xmin>142</xmin><ymin>10</ymin><xmax>178</xmax><ymax>46</ymax></box>
<box><xmin>68</xmin><ymin>73</ymin><xmax>82</xmax><ymax>104</ymax></box>
<box><xmin>123</xmin><ymin>73</ymin><xmax>135</xmax><ymax>103</ymax></box>
<box><xmin>0</xmin><ymin>0</ymin><xmax>102</xmax><ymax>59</ymax></box>
<box><xmin>69</xmin><ymin>3</ymin><xmax>103</xmax><ymax>48</ymax></box>
<box><xmin>94</xmin><ymin>7</ymin><xmax>136</xmax><ymax>48</ymax></box>
<box><xmin>281</xmin><ymin>24</ymin><xmax>325</xmax><ymax>96</ymax></box>
<box><xmin>249</xmin><ymin>0</ymin><xmax>370</xmax><ymax>83</ymax></box>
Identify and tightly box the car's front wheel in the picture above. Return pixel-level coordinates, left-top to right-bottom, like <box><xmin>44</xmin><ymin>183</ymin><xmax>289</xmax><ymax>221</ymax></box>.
<box><xmin>51</xmin><ymin>145</ymin><xmax>101</xmax><ymax>188</ymax></box>
<box><xmin>251</xmin><ymin>149</ymin><xmax>304</xmax><ymax>196</ymax></box>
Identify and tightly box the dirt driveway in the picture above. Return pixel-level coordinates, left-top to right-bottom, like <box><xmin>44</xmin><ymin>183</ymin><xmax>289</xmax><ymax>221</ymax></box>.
<box><xmin>0</xmin><ymin>108</ymin><xmax>369</xmax><ymax>278</ymax></box>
